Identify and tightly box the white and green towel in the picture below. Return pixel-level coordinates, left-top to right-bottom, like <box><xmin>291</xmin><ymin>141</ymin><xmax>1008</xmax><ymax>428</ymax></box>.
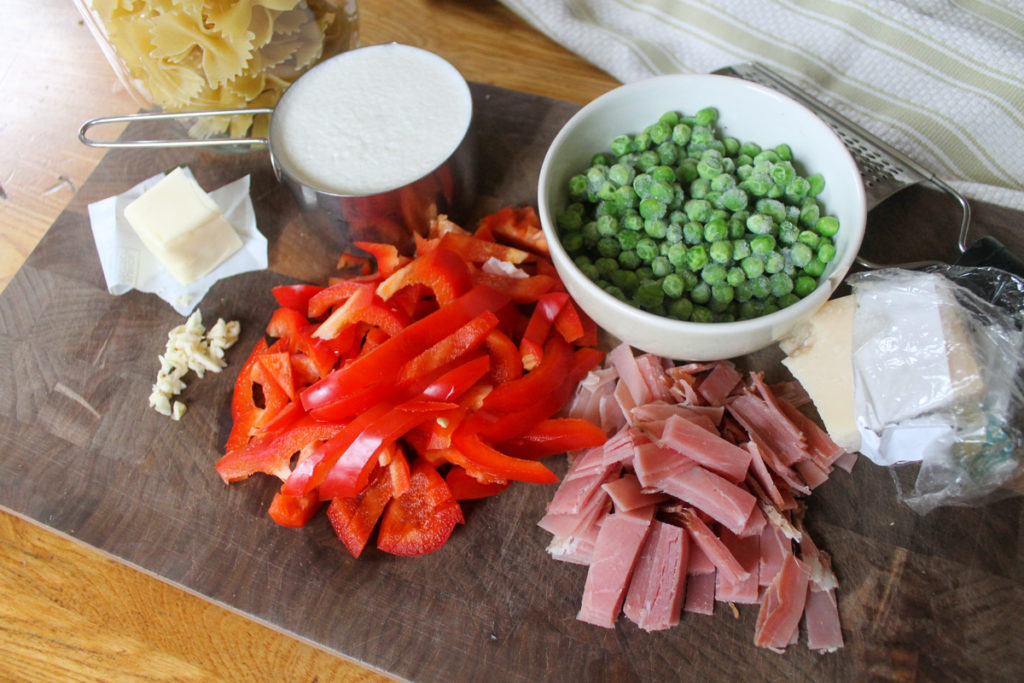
<box><xmin>500</xmin><ymin>0</ymin><xmax>1024</xmax><ymax>212</ymax></box>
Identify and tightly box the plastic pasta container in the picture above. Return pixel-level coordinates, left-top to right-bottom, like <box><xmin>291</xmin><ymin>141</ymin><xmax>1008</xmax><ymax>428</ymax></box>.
<box><xmin>74</xmin><ymin>0</ymin><xmax>359</xmax><ymax>139</ymax></box>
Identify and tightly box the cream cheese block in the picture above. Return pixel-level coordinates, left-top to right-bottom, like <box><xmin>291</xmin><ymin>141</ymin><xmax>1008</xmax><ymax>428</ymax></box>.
<box><xmin>124</xmin><ymin>168</ymin><xmax>243</xmax><ymax>285</ymax></box>
<box><xmin>780</xmin><ymin>296</ymin><xmax>860</xmax><ymax>452</ymax></box>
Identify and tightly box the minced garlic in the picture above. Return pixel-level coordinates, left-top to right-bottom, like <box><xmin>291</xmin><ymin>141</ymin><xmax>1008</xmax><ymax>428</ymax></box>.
<box><xmin>149</xmin><ymin>310</ymin><xmax>240</xmax><ymax>420</ymax></box>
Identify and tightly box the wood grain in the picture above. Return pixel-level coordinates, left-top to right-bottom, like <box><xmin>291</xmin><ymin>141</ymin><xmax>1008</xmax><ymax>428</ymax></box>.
<box><xmin>0</xmin><ymin>1</ymin><xmax>616</xmax><ymax>681</ymax></box>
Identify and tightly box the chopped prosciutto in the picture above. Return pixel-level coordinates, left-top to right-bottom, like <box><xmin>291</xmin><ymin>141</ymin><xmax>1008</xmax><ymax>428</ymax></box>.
<box><xmin>623</xmin><ymin>521</ymin><xmax>689</xmax><ymax>631</ymax></box>
<box><xmin>754</xmin><ymin>552</ymin><xmax>810</xmax><ymax>650</ymax></box>
<box><xmin>577</xmin><ymin>510</ymin><xmax>654</xmax><ymax>628</ymax></box>
<box><xmin>543</xmin><ymin>348</ymin><xmax>851</xmax><ymax>653</ymax></box>
<box><xmin>659</xmin><ymin>414</ymin><xmax>752</xmax><ymax>483</ymax></box>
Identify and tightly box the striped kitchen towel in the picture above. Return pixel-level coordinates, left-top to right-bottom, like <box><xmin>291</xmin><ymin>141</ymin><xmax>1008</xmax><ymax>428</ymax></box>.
<box><xmin>500</xmin><ymin>0</ymin><xmax>1024</xmax><ymax>212</ymax></box>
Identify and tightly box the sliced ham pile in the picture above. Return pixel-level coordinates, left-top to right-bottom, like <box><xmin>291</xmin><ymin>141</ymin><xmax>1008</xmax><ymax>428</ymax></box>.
<box><xmin>539</xmin><ymin>343</ymin><xmax>855</xmax><ymax>653</ymax></box>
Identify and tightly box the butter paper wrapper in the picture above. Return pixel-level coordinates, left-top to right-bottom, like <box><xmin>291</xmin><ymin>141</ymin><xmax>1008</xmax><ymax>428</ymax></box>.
<box><xmin>87</xmin><ymin>167</ymin><xmax>267</xmax><ymax>315</ymax></box>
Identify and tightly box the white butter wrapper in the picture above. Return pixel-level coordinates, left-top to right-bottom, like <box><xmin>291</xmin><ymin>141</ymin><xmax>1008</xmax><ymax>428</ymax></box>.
<box><xmin>88</xmin><ymin>167</ymin><xmax>267</xmax><ymax>315</ymax></box>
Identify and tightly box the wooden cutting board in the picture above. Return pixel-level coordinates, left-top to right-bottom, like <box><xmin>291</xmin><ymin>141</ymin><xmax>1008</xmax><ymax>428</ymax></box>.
<box><xmin>1</xmin><ymin>82</ymin><xmax>1021</xmax><ymax>682</ymax></box>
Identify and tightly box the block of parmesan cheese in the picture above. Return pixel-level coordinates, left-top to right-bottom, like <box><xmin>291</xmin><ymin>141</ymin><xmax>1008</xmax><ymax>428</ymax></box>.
<box><xmin>779</xmin><ymin>296</ymin><xmax>859</xmax><ymax>452</ymax></box>
<box><xmin>124</xmin><ymin>168</ymin><xmax>243</xmax><ymax>285</ymax></box>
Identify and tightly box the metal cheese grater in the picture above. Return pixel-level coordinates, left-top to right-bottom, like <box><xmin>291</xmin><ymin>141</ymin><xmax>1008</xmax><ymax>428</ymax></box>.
<box><xmin>714</xmin><ymin>62</ymin><xmax>973</xmax><ymax>269</ymax></box>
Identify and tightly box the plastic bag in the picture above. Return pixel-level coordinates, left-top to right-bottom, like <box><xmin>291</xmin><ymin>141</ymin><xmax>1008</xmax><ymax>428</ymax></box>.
<box><xmin>849</xmin><ymin>266</ymin><xmax>1024</xmax><ymax>515</ymax></box>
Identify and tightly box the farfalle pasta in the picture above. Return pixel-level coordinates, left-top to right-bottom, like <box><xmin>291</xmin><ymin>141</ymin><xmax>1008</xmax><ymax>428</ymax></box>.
<box><xmin>79</xmin><ymin>0</ymin><xmax>358</xmax><ymax>138</ymax></box>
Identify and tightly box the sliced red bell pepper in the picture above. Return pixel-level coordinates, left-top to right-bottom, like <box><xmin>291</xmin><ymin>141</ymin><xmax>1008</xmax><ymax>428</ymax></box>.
<box><xmin>483</xmin><ymin>329</ymin><xmax>522</xmax><ymax>384</ymax></box>
<box><xmin>300</xmin><ymin>285</ymin><xmax>509</xmax><ymax>414</ymax></box>
<box><xmin>307</xmin><ymin>280</ymin><xmax>372</xmax><ymax>319</ymax></box>
<box><xmin>268</xmin><ymin>487</ymin><xmax>322</xmax><ymax>528</ymax></box>
<box><xmin>312</xmin><ymin>284</ymin><xmax>373</xmax><ymax>340</ymax></box>
<box><xmin>272</xmin><ymin>284</ymin><xmax>324</xmax><ymax>313</ymax></box>
<box><xmin>421</xmin><ymin>353</ymin><xmax>491</xmax><ymax>402</ymax></box>
<box><xmin>387</xmin><ymin>445</ymin><xmax>412</xmax><ymax>498</ymax></box>
<box><xmin>251</xmin><ymin>357</ymin><xmax>291</xmax><ymax>431</ymax></box>
<box><xmin>265</xmin><ymin>307</ymin><xmax>340</xmax><ymax>378</ymax></box>
<box><xmin>225</xmin><ymin>337</ymin><xmax>268</xmax><ymax>454</ymax></box>
<box><xmin>438</xmin><ymin>231</ymin><xmax>531</xmax><ymax>265</ymax></box>
<box><xmin>397</xmin><ymin>311</ymin><xmax>498</xmax><ymax>385</ymax></box>
<box><xmin>479</xmin><ymin>333</ymin><xmax>574</xmax><ymax>414</ymax></box>
<box><xmin>354</xmin><ymin>240</ymin><xmax>410</xmax><ymax>277</ymax></box>
<box><xmin>447</xmin><ymin>429</ymin><xmax>559</xmax><ymax>485</ymax></box>
<box><xmin>326</xmin><ymin>465</ymin><xmax>393</xmax><ymax>558</ymax></box>
<box><xmin>476</xmin><ymin>205</ymin><xmax>548</xmax><ymax>255</ymax></box>
<box><xmin>552</xmin><ymin>300</ymin><xmax>586</xmax><ymax>345</ymax></box>
<box><xmin>376</xmin><ymin>246</ymin><xmax>471</xmax><ymax>305</ymax></box>
<box><xmin>444</xmin><ymin>466</ymin><xmax>510</xmax><ymax>500</ymax></box>
<box><xmin>315</xmin><ymin>399</ymin><xmax>459</xmax><ymax>500</ymax></box>
<box><xmin>519</xmin><ymin>292</ymin><xmax>570</xmax><ymax>370</ymax></box>
<box><xmin>255</xmin><ymin>351</ymin><xmax>295</xmax><ymax>402</ymax></box>
<box><xmin>495</xmin><ymin>418</ymin><xmax>608</xmax><ymax>459</ymax></box>
<box><xmin>216</xmin><ymin>419</ymin><xmax>349</xmax><ymax>483</ymax></box>
<box><xmin>376</xmin><ymin>460</ymin><xmax>463</xmax><ymax>556</ymax></box>
<box><xmin>472</xmin><ymin>270</ymin><xmax>557</xmax><ymax>304</ymax></box>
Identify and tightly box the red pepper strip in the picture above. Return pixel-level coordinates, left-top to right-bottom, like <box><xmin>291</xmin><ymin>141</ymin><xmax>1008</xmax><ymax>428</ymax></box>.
<box><xmin>354</xmin><ymin>240</ymin><xmax>410</xmax><ymax>277</ymax></box>
<box><xmin>483</xmin><ymin>329</ymin><xmax>522</xmax><ymax>384</ymax></box>
<box><xmin>300</xmin><ymin>285</ymin><xmax>509</xmax><ymax>413</ymax></box>
<box><xmin>255</xmin><ymin>351</ymin><xmax>295</xmax><ymax>402</ymax></box>
<box><xmin>421</xmin><ymin>353</ymin><xmax>490</xmax><ymax>401</ymax></box>
<box><xmin>376</xmin><ymin>460</ymin><xmax>464</xmax><ymax>556</ymax></box>
<box><xmin>315</xmin><ymin>399</ymin><xmax>459</xmax><ymax>500</ymax></box>
<box><xmin>479</xmin><ymin>334</ymin><xmax>574</xmax><ymax>414</ymax></box>
<box><xmin>448</xmin><ymin>429</ymin><xmax>559</xmax><ymax>485</ymax></box>
<box><xmin>225</xmin><ymin>337</ymin><xmax>268</xmax><ymax>453</ymax></box>
<box><xmin>254</xmin><ymin>399</ymin><xmax>306</xmax><ymax>437</ymax></box>
<box><xmin>376</xmin><ymin>246</ymin><xmax>472</xmax><ymax>306</ymax></box>
<box><xmin>437</xmin><ymin>231</ymin><xmax>531</xmax><ymax>265</ymax></box>
<box><xmin>397</xmin><ymin>311</ymin><xmax>498</xmax><ymax>385</ymax></box>
<box><xmin>472</xmin><ymin>270</ymin><xmax>557</xmax><ymax>304</ymax></box>
<box><xmin>266</xmin><ymin>307</ymin><xmax>340</xmax><ymax>378</ymax></box>
<box><xmin>444</xmin><ymin>466</ymin><xmax>510</xmax><ymax>500</ymax></box>
<box><xmin>576</xmin><ymin>308</ymin><xmax>600</xmax><ymax>348</ymax></box>
<box><xmin>495</xmin><ymin>418</ymin><xmax>608</xmax><ymax>460</ymax></box>
<box><xmin>307</xmin><ymin>280</ymin><xmax>370</xmax><ymax>319</ymax></box>
<box><xmin>477</xmin><ymin>206</ymin><xmax>549</xmax><ymax>255</ymax></box>
<box><xmin>312</xmin><ymin>283</ymin><xmax>374</xmax><ymax>340</ymax></box>
<box><xmin>413</xmin><ymin>232</ymin><xmax>439</xmax><ymax>255</ymax></box>
<box><xmin>326</xmin><ymin>465</ymin><xmax>393</xmax><ymax>558</ymax></box>
<box><xmin>388</xmin><ymin>445</ymin><xmax>412</xmax><ymax>498</ymax></box>
<box><xmin>267</xmin><ymin>487</ymin><xmax>322</xmax><ymax>528</ymax></box>
<box><xmin>272</xmin><ymin>284</ymin><xmax>324</xmax><ymax>313</ymax></box>
<box><xmin>520</xmin><ymin>292</ymin><xmax>570</xmax><ymax>371</ymax></box>
<box><xmin>469</xmin><ymin>346</ymin><xmax>605</xmax><ymax>443</ymax></box>
<box><xmin>251</xmin><ymin>359</ymin><xmax>291</xmax><ymax>431</ymax></box>
<box><xmin>216</xmin><ymin>419</ymin><xmax>348</xmax><ymax>483</ymax></box>
<box><xmin>552</xmin><ymin>299</ymin><xmax>586</xmax><ymax>344</ymax></box>
<box><xmin>336</xmin><ymin>251</ymin><xmax>373</xmax><ymax>275</ymax></box>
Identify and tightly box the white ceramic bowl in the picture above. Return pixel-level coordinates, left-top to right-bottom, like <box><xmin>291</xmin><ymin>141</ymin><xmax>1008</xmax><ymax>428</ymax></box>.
<box><xmin>537</xmin><ymin>74</ymin><xmax>866</xmax><ymax>361</ymax></box>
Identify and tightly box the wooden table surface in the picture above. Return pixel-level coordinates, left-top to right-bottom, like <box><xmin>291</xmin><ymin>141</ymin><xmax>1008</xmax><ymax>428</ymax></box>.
<box><xmin>0</xmin><ymin>2</ymin><xmax>617</xmax><ymax>680</ymax></box>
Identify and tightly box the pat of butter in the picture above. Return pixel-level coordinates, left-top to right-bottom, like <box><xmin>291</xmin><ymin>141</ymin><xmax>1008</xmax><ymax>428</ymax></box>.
<box><xmin>124</xmin><ymin>168</ymin><xmax>243</xmax><ymax>285</ymax></box>
<box><xmin>780</xmin><ymin>296</ymin><xmax>860</xmax><ymax>452</ymax></box>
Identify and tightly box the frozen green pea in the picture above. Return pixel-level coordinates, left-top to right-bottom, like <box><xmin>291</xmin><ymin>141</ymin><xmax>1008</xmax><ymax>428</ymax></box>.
<box><xmin>711</xmin><ymin>282</ymin><xmax>735</xmax><ymax>305</ymax></box>
<box><xmin>770</xmin><ymin>161</ymin><xmax>796</xmax><ymax>187</ymax></box>
<box><xmin>689</xmin><ymin>178</ymin><xmax>711</xmax><ymax>199</ymax></box>
<box><xmin>747</xmin><ymin>213</ymin><xmax>775</xmax><ymax>236</ymax></box>
<box><xmin>614</xmin><ymin>185</ymin><xmax>638</xmax><ymax>208</ymax></box>
<box><xmin>635</xmin><ymin>238</ymin><xmax>658</xmax><ymax>262</ymax></box>
<box><xmin>610</xmin><ymin>135</ymin><xmax>633</xmax><ymax>157</ymax></box>
<box><xmin>617</xmin><ymin>230</ymin><xmax>641</xmax><ymax>251</ymax></box>
<box><xmin>684</xmin><ymin>199</ymin><xmax>713</xmax><ymax>223</ymax></box>
<box><xmin>569</xmin><ymin>174</ymin><xmax>588</xmax><ymax>198</ymax></box>
<box><xmin>644</xmin><ymin>218</ymin><xmax>668</xmax><ymax>239</ymax></box>
<box><xmin>581</xmin><ymin>221</ymin><xmax>599</xmax><ymax>244</ymax></box>
<box><xmin>697</xmin><ymin>156</ymin><xmax>724</xmax><ymax>179</ymax></box>
<box><xmin>597</xmin><ymin>236</ymin><xmax>621</xmax><ymax>258</ymax></box>
<box><xmin>703</xmin><ymin>218</ymin><xmax>728</xmax><ymax>243</ymax></box>
<box><xmin>695</xmin><ymin>107</ymin><xmax>718</xmax><ymax>126</ymax></box>
<box><xmin>816</xmin><ymin>215</ymin><xmax>840</xmax><ymax>237</ymax></box>
<box><xmin>818</xmin><ymin>240</ymin><xmax>837</xmax><ymax>263</ymax></box>
<box><xmin>596</xmin><ymin>214</ymin><xmax>618</xmax><ymax>236</ymax></box>
<box><xmin>701</xmin><ymin>263</ymin><xmax>728</xmax><ymax>285</ymax></box>
<box><xmin>649</xmin><ymin>180</ymin><xmax>675</xmax><ymax>203</ymax></box>
<box><xmin>657</xmin><ymin>141</ymin><xmax>680</xmax><ymax>166</ymax></box>
<box><xmin>753</xmin><ymin>149</ymin><xmax>780</xmax><ymax>165</ymax></box>
<box><xmin>799</xmin><ymin>200</ymin><xmax>821</xmax><ymax>229</ymax></box>
<box><xmin>769</xmin><ymin>272</ymin><xmax>793</xmax><ymax>298</ymax></box>
<box><xmin>672</xmin><ymin>123</ymin><xmax>692</xmax><ymax>147</ymax></box>
<box><xmin>749</xmin><ymin>275</ymin><xmax>771</xmax><ymax>300</ymax></box>
<box><xmin>709</xmin><ymin>240</ymin><xmax>733</xmax><ymax>264</ymax></box>
<box><xmin>794</xmin><ymin>274</ymin><xmax>817</xmax><ymax>297</ymax></box>
<box><xmin>651</xmin><ymin>255</ymin><xmax>673</xmax><ymax>278</ymax></box>
<box><xmin>651</xmin><ymin>165</ymin><xmax>676</xmax><ymax>183</ymax></box>
<box><xmin>667</xmin><ymin>243</ymin><xmax>687</xmax><ymax>268</ymax></box>
<box><xmin>778</xmin><ymin>220</ymin><xmax>800</xmax><ymax>245</ymax></box>
<box><xmin>579</xmin><ymin>263</ymin><xmax>600</xmax><ymax>281</ymax></box>
<box><xmin>561</xmin><ymin>231</ymin><xmax>584</xmax><ymax>252</ymax></box>
<box><xmin>635</xmin><ymin>280</ymin><xmax>665</xmax><ymax>310</ymax></box>
<box><xmin>649</xmin><ymin>121</ymin><xmax>671</xmax><ymax>145</ymax></box>
<box><xmin>683</xmin><ymin>221</ymin><xmax>704</xmax><ymax>245</ymax></box>
<box><xmin>797</xmin><ymin>229</ymin><xmax>820</xmax><ymax>249</ymax></box>
<box><xmin>604</xmin><ymin>284</ymin><xmax>626</xmax><ymax>300</ymax></box>
<box><xmin>778</xmin><ymin>293</ymin><xmax>800</xmax><ymax>309</ymax></box>
<box><xmin>591</xmin><ymin>153</ymin><xmax>610</xmax><ymax>166</ymax></box>
<box><xmin>807</xmin><ymin>173</ymin><xmax>826</xmax><ymax>196</ymax></box>
<box><xmin>802</xmin><ymin>257</ymin><xmax>826</xmax><ymax>278</ymax></box>
<box><xmin>638</xmin><ymin>150</ymin><xmax>660</xmax><ymax>171</ymax></box>
<box><xmin>756</xmin><ymin>198</ymin><xmax>787</xmax><ymax>223</ymax></box>
<box><xmin>666</xmin><ymin>223</ymin><xmax>684</xmax><ymax>244</ymax></box>
<box><xmin>789</xmin><ymin>241</ymin><xmax>814</xmax><ymax>268</ymax></box>
<box><xmin>667</xmin><ymin>297</ymin><xmax>694</xmax><ymax>320</ymax></box>
<box><xmin>691</xmin><ymin>305</ymin><xmax>714</xmax><ymax>323</ymax></box>
<box><xmin>784</xmin><ymin>176</ymin><xmax>810</xmax><ymax>202</ymax></box>
<box><xmin>639</xmin><ymin>198</ymin><xmax>668</xmax><ymax>220</ymax></box>
<box><xmin>595</xmin><ymin>256</ymin><xmax>619</xmax><ymax>276</ymax></box>
<box><xmin>597</xmin><ymin>181</ymin><xmax>618</xmax><ymax>202</ymax></box>
<box><xmin>618</xmin><ymin>249</ymin><xmax>641</xmax><ymax>270</ymax></box>
<box><xmin>633</xmin><ymin>173</ymin><xmax>654</xmax><ymax>198</ymax></box>
<box><xmin>686</xmin><ymin>244</ymin><xmax>709</xmax><ymax>270</ymax></box>
<box><xmin>557</xmin><ymin>209</ymin><xmax>583</xmax><ymax>231</ymax></box>
<box><xmin>633</xmin><ymin>131</ymin><xmax>651</xmax><ymax>152</ymax></box>
<box><xmin>690</xmin><ymin>125</ymin><xmax>715</xmax><ymax>146</ymax></box>
<box><xmin>732</xmin><ymin>239</ymin><xmax>752</xmax><ymax>260</ymax></box>
<box><xmin>691</xmin><ymin>281</ymin><xmax>711</xmax><ymax>304</ymax></box>
<box><xmin>741</xmin><ymin>255</ymin><xmax>765</xmax><ymax>279</ymax></box>
<box><xmin>743</xmin><ymin>172</ymin><xmax>773</xmax><ymax>197</ymax></box>
<box><xmin>609</xmin><ymin>163</ymin><xmax>635</xmax><ymax>187</ymax></box>
<box><xmin>764</xmin><ymin>251</ymin><xmax>785</xmax><ymax>274</ymax></box>
<box><xmin>611</xmin><ymin>269</ymin><xmax>640</xmax><ymax>293</ymax></box>
<box><xmin>727</xmin><ymin>266</ymin><xmax>747</xmax><ymax>287</ymax></box>
<box><xmin>735</xmin><ymin>280</ymin><xmax>754</xmax><ymax>302</ymax></box>
<box><xmin>677</xmin><ymin>157</ymin><xmax>698</xmax><ymax>182</ymax></box>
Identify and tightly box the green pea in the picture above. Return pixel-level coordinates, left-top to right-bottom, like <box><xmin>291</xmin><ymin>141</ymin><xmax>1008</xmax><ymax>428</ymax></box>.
<box><xmin>635</xmin><ymin>280</ymin><xmax>665</xmax><ymax>310</ymax></box>
<box><xmin>691</xmin><ymin>305</ymin><xmax>714</xmax><ymax>323</ymax></box>
<box><xmin>561</xmin><ymin>232</ymin><xmax>584</xmax><ymax>252</ymax></box>
<box><xmin>789</xmin><ymin>242</ymin><xmax>814</xmax><ymax>268</ymax></box>
<box><xmin>684</xmin><ymin>199</ymin><xmax>713</xmax><ymax>223</ymax></box>
<box><xmin>618</xmin><ymin>249</ymin><xmax>641</xmax><ymax>270</ymax></box>
<box><xmin>816</xmin><ymin>215</ymin><xmax>840</xmax><ymax>237</ymax></box>
<box><xmin>741</xmin><ymin>254</ymin><xmax>765</xmax><ymax>279</ymax></box>
<box><xmin>672</xmin><ymin>123</ymin><xmax>692</xmax><ymax>147</ymax></box>
<box><xmin>709</xmin><ymin>240</ymin><xmax>733</xmax><ymax>264</ymax></box>
<box><xmin>651</xmin><ymin>255</ymin><xmax>673</xmax><ymax>278</ymax></box>
<box><xmin>644</xmin><ymin>218</ymin><xmax>668</xmax><ymax>239</ymax></box>
<box><xmin>802</xmin><ymin>258</ymin><xmax>826</xmax><ymax>278</ymax></box>
<box><xmin>683</xmin><ymin>221</ymin><xmax>704</xmax><ymax>245</ymax></box>
<box><xmin>691</xmin><ymin>281</ymin><xmax>711</xmax><ymax>304</ymax></box>
<box><xmin>667</xmin><ymin>243</ymin><xmax>687</xmax><ymax>268</ymax></box>
<box><xmin>818</xmin><ymin>240</ymin><xmax>837</xmax><ymax>263</ymax></box>
<box><xmin>639</xmin><ymin>198</ymin><xmax>668</xmax><ymax>220</ymax></box>
<box><xmin>649</xmin><ymin>121</ymin><xmax>671</xmax><ymax>145</ymax></box>
<box><xmin>807</xmin><ymin>173</ymin><xmax>826</xmax><ymax>196</ymax></box>
<box><xmin>667</xmin><ymin>297</ymin><xmax>694</xmax><ymax>320</ymax></box>
<box><xmin>636</xmin><ymin>238</ymin><xmax>659</xmax><ymax>262</ymax></box>
<box><xmin>595</xmin><ymin>256</ymin><xmax>619</xmax><ymax>276</ymax></box>
<box><xmin>701</xmin><ymin>263</ymin><xmax>728</xmax><ymax>285</ymax></box>
<box><xmin>764</xmin><ymin>251</ymin><xmax>785</xmax><ymax>274</ymax></box>
<box><xmin>686</xmin><ymin>244</ymin><xmax>709</xmax><ymax>271</ymax></box>
<box><xmin>794</xmin><ymin>275</ymin><xmax>818</xmax><ymax>297</ymax></box>
<box><xmin>597</xmin><ymin>236</ymin><xmax>621</xmax><ymax>258</ymax></box>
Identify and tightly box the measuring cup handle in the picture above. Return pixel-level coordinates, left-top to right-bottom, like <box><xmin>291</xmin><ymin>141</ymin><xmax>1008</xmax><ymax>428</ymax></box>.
<box><xmin>78</xmin><ymin>108</ymin><xmax>274</xmax><ymax>149</ymax></box>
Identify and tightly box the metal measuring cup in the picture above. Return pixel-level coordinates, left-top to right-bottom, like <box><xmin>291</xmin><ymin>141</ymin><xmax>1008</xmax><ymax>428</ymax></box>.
<box><xmin>79</xmin><ymin>78</ymin><xmax>476</xmax><ymax>254</ymax></box>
